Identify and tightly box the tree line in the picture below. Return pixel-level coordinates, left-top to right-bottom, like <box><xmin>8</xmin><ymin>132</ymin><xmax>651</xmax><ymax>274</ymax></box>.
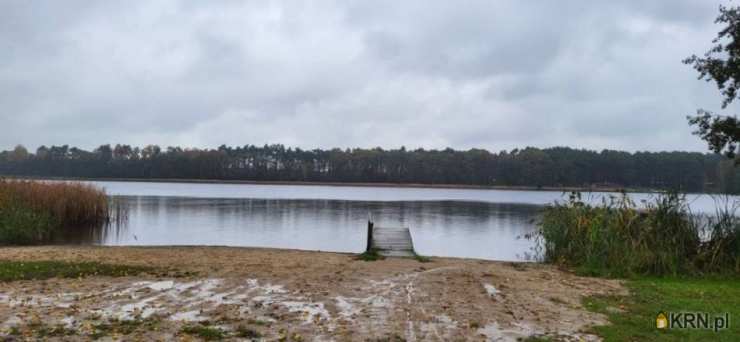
<box><xmin>0</xmin><ymin>144</ymin><xmax>736</xmax><ymax>193</ymax></box>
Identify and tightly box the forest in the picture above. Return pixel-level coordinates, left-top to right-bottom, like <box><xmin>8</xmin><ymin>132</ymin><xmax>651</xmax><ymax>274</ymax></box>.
<box><xmin>0</xmin><ymin>144</ymin><xmax>737</xmax><ymax>193</ymax></box>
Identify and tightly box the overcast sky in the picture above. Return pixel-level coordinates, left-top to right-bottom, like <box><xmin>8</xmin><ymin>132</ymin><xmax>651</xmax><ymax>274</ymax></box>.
<box><xmin>0</xmin><ymin>1</ymin><xmax>735</xmax><ymax>153</ymax></box>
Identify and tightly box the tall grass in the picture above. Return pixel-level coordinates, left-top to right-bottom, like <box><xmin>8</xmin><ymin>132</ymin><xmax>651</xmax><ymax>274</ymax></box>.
<box><xmin>535</xmin><ymin>192</ymin><xmax>739</xmax><ymax>277</ymax></box>
<box><xmin>697</xmin><ymin>197</ymin><xmax>740</xmax><ymax>273</ymax></box>
<box><xmin>0</xmin><ymin>179</ymin><xmax>114</xmax><ymax>244</ymax></box>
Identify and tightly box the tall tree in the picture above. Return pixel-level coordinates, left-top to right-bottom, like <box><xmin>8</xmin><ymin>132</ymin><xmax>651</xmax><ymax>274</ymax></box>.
<box><xmin>0</xmin><ymin>143</ymin><xmax>730</xmax><ymax>193</ymax></box>
<box><xmin>8</xmin><ymin>145</ymin><xmax>29</xmax><ymax>162</ymax></box>
<box><xmin>685</xmin><ymin>5</ymin><xmax>740</xmax><ymax>158</ymax></box>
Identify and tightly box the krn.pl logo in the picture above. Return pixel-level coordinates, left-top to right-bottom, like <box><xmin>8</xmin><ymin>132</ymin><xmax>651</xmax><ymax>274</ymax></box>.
<box><xmin>656</xmin><ymin>312</ymin><xmax>668</xmax><ymax>329</ymax></box>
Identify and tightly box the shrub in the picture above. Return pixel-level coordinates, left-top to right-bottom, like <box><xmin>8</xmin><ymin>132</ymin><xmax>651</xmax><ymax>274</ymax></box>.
<box><xmin>535</xmin><ymin>192</ymin><xmax>739</xmax><ymax>277</ymax></box>
<box><xmin>0</xmin><ymin>260</ymin><xmax>150</xmax><ymax>281</ymax></box>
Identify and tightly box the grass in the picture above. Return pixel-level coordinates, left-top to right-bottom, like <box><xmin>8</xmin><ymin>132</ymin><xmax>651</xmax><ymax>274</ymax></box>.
<box><xmin>518</xmin><ymin>337</ymin><xmax>552</xmax><ymax>342</ymax></box>
<box><xmin>8</xmin><ymin>326</ymin><xmax>20</xmax><ymax>336</ymax></box>
<box><xmin>534</xmin><ymin>192</ymin><xmax>739</xmax><ymax>340</ymax></box>
<box><xmin>534</xmin><ymin>191</ymin><xmax>739</xmax><ymax>277</ymax></box>
<box><xmin>0</xmin><ymin>260</ymin><xmax>151</xmax><ymax>281</ymax></box>
<box><xmin>356</xmin><ymin>248</ymin><xmax>385</xmax><ymax>261</ymax></box>
<box><xmin>412</xmin><ymin>251</ymin><xmax>431</xmax><ymax>263</ymax></box>
<box><xmin>0</xmin><ymin>179</ymin><xmax>119</xmax><ymax>244</ymax></box>
<box><xmin>0</xmin><ymin>202</ymin><xmax>54</xmax><ymax>244</ymax></box>
<box><xmin>583</xmin><ymin>276</ymin><xmax>740</xmax><ymax>341</ymax></box>
<box><xmin>92</xmin><ymin>317</ymin><xmax>161</xmax><ymax>335</ymax></box>
<box><xmin>356</xmin><ymin>249</ymin><xmax>432</xmax><ymax>262</ymax></box>
<box><xmin>35</xmin><ymin>324</ymin><xmax>77</xmax><ymax>338</ymax></box>
<box><xmin>180</xmin><ymin>324</ymin><xmax>227</xmax><ymax>340</ymax></box>
<box><xmin>88</xmin><ymin>317</ymin><xmax>162</xmax><ymax>339</ymax></box>
<box><xmin>15</xmin><ymin>317</ymin><xmax>164</xmax><ymax>339</ymax></box>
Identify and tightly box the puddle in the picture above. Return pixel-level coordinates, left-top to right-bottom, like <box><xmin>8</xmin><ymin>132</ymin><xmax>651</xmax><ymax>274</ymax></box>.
<box><xmin>477</xmin><ymin>321</ymin><xmax>539</xmax><ymax>341</ymax></box>
<box><xmin>484</xmin><ymin>284</ymin><xmax>500</xmax><ymax>298</ymax></box>
<box><xmin>334</xmin><ymin>296</ymin><xmax>359</xmax><ymax>319</ymax></box>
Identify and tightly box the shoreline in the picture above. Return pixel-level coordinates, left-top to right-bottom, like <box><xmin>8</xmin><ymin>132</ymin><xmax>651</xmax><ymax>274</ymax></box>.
<box><xmin>2</xmin><ymin>175</ymin><xmax>656</xmax><ymax>193</ymax></box>
<box><xmin>2</xmin><ymin>244</ymin><xmax>534</xmax><ymax>263</ymax></box>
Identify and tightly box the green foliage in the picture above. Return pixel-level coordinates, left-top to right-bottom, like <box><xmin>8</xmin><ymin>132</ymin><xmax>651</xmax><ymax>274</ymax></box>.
<box><xmin>687</xmin><ymin>111</ymin><xmax>740</xmax><ymax>159</ymax></box>
<box><xmin>412</xmin><ymin>251</ymin><xmax>431</xmax><ymax>263</ymax></box>
<box><xmin>536</xmin><ymin>192</ymin><xmax>739</xmax><ymax>277</ymax></box>
<box><xmin>180</xmin><ymin>324</ymin><xmax>226</xmax><ymax>340</ymax></box>
<box><xmin>684</xmin><ymin>5</ymin><xmax>740</xmax><ymax>109</ymax></box>
<box><xmin>356</xmin><ymin>248</ymin><xmax>384</xmax><ymax>261</ymax></box>
<box><xmin>584</xmin><ymin>277</ymin><xmax>740</xmax><ymax>341</ymax></box>
<box><xmin>34</xmin><ymin>324</ymin><xmax>77</xmax><ymax>338</ymax></box>
<box><xmin>0</xmin><ymin>203</ymin><xmax>54</xmax><ymax>244</ymax></box>
<box><xmin>518</xmin><ymin>336</ymin><xmax>552</xmax><ymax>342</ymax></box>
<box><xmin>86</xmin><ymin>317</ymin><xmax>160</xmax><ymax>339</ymax></box>
<box><xmin>0</xmin><ymin>260</ymin><xmax>151</xmax><ymax>281</ymax></box>
<box><xmin>0</xmin><ymin>144</ymin><xmax>733</xmax><ymax>193</ymax></box>
<box><xmin>235</xmin><ymin>325</ymin><xmax>262</xmax><ymax>338</ymax></box>
<box><xmin>685</xmin><ymin>5</ymin><xmax>740</xmax><ymax>158</ymax></box>
<box><xmin>695</xmin><ymin>200</ymin><xmax>740</xmax><ymax>273</ymax></box>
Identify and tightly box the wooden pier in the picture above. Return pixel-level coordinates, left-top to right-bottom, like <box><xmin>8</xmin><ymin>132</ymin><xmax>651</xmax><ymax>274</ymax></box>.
<box><xmin>366</xmin><ymin>221</ymin><xmax>415</xmax><ymax>257</ymax></box>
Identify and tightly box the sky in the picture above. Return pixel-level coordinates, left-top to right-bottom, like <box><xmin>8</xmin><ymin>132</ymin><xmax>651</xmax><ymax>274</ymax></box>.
<box><xmin>0</xmin><ymin>1</ymin><xmax>735</xmax><ymax>153</ymax></box>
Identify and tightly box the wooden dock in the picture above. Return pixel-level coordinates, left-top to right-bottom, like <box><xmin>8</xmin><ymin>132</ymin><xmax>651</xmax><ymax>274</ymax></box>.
<box><xmin>366</xmin><ymin>221</ymin><xmax>415</xmax><ymax>257</ymax></box>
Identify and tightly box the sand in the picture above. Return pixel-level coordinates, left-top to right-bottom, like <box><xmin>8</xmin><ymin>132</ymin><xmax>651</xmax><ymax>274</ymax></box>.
<box><xmin>0</xmin><ymin>246</ymin><xmax>625</xmax><ymax>341</ymax></box>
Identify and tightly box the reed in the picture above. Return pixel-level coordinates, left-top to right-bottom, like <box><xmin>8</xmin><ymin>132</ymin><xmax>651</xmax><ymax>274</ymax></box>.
<box><xmin>0</xmin><ymin>179</ymin><xmax>113</xmax><ymax>244</ymax></box>
<box><xmin>535</xmin><ymin>192</ymin><xmax>739</xmax><ymax>277</ymax></box>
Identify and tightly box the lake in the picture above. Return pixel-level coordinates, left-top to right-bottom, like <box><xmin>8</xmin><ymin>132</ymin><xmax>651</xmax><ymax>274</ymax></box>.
<box><xmin>59</xmin><ymin>181</ymin><xmax>735</xmax><ymax>261</ymax></box>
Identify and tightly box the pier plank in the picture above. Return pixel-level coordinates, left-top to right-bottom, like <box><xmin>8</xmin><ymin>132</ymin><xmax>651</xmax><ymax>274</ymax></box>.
<box><xmin>370</xmin><ymin>225</ymin><xmax>415</xmax><ymax>257</ymax></box>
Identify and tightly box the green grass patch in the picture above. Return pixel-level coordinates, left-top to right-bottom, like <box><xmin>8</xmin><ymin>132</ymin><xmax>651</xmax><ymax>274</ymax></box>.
<box><xmin>180</xmin><ymin>324</ymin><xmax>226</xmax><ymax>340</ymax></box>
<box><xmin>518</xmin><ymin>336</ymin><xmax>552</xmax><ymax>342</ymax></box>
<box><xmin>356</xmin><ymin>248</ymin><xmax>385</xmax><ymax>261</ymax></box>
<box><xmin>27</xmin><ymin>317</ymin><xmax>162</xmax><ymax>339</ymax></box>
<box><xmin>8</xmin><ymin>326</ymin><xmax>21</xmax><ymax>336</ymax></box>
<box><xmin>92</xmin><ymin>317</ymin><xmax>161</xmax><ymax>337</ymax></box>
<box><xmin>584</xmin><ymin>276</ymin><xmax>740</xmax><ymax>341</ymax></box>
<box><xmin>412</xmin><ymin>251</ymin><xmax>431</xmax><ymax>263</ymax></box>
<box><xmin>35</xmin><ymin>324</ymin><xmax>77</xmax><ymax>338</ymax></box>
<box><xmin>0</xmin><ymin>260</ymin><xmax>151</xmax><ymax>281</ymax></box>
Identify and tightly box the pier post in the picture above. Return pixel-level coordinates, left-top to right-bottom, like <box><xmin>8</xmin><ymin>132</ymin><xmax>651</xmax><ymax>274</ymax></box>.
<box><xmin>366</xmin><ymin>220</ymin><xmax>374</xmax><ymax>252</ymax></box>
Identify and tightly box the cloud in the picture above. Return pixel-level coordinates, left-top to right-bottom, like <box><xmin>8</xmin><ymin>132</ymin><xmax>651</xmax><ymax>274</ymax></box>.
<box><xmin>0</xmin><ymin>0</ymin><xmax>732</xmax><ymax>153</ymax></box>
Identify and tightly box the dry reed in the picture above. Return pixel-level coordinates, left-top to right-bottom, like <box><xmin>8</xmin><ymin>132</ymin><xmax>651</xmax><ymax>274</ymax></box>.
<box><xmin>0</xmin><ymin>179</ymin><xmax>113</xmax><ymax>244</ymax></box>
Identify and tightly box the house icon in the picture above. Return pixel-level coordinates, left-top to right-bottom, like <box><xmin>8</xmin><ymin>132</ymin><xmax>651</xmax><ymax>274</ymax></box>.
<box><xmin>656</xmin><ymin>312</ymin><xmax>668</xmax><ymax>329</ymax></box>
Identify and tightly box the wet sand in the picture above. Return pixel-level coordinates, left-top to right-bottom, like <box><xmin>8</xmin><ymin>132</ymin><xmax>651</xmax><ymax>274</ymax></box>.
<box><xmin>0</xmin><ymin>246</ymin><xmax>624</xmax><ymax>341</ymax></box>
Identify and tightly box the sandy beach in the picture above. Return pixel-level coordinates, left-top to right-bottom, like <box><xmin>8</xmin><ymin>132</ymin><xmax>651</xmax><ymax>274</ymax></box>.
<box><xmin>0</xmin><ymin>246</ymin><xmax>625</xmax><ymax>341</ymax></box>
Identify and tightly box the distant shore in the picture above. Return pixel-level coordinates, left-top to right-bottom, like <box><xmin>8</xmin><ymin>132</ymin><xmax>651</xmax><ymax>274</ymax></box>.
<box><xmin>2</xmin><ymin>175</ymin><xmax>654</xmax><ymax>193</ymax></box>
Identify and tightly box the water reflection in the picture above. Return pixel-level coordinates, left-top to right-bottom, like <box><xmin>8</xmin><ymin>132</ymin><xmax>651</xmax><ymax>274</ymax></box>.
<box><xmin>59</xmin><ymin>196</ymin><xmax>541</xmax><ymax>261</ymax></box>
<box><xmin>90</xmin><ymin>180</ymin><xmax>736</xmax><ymax>214</ymax></box>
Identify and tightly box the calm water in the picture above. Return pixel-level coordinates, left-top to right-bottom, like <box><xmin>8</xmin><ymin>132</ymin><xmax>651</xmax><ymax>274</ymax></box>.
<box><xmin>60</xmin><ymin>181</ymin><xmax>737</xmax><ymax>261</ymax></box>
